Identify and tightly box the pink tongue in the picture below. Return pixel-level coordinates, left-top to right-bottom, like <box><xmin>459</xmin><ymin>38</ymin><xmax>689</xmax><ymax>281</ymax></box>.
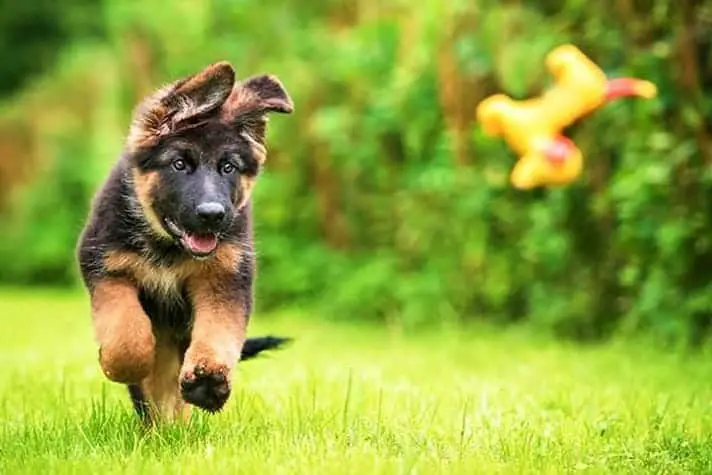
<box><xmin>184</xmin><ymin>234</ymin><xmax>218</xmax><ymax>254</ymax></box>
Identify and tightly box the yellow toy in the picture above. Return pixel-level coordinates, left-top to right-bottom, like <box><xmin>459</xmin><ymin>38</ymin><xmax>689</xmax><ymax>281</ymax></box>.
<box><xmin>476</xmin><ymin>44</ymin><xmax>657</xmax><ymax>189</ymax></box>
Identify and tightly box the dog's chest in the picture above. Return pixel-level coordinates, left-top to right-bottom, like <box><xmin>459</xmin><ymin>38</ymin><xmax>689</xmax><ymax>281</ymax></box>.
<box><xmin>136</xmin><ymin>264</ymin><xmax>187</xmax><ymax>296</ymax></box>
<box><xmin>104</xmin><ymin>249</ymin><xmax>205</xmax><ymax>295</ymax></box>
<box><xmin>103</xmin><ymin>249</ymin><xmax>205</xmax><ymax>331</ymax></box>
<box><xmin>138</xmin><ymin>284</ymin><xmax>193</xmax><ymax>339</ymax></box>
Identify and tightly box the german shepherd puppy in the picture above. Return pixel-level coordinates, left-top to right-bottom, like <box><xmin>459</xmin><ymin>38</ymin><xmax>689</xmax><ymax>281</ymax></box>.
<box><xmin>76</xmin><ymin>61</ymin><xmax>293</xmax><ymax>424</ymax></box>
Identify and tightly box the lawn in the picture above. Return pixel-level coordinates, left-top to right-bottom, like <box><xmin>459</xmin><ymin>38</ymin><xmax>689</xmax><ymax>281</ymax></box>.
<box><xmin>1</xmin><ymin>289</ymin><xmax>711</xmax><ymax>474</ymax></box>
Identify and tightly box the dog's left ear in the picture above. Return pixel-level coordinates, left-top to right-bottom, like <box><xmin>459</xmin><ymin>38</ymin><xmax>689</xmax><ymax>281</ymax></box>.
<box><xmin>221</xmin><ymin>74</ymin><xmax>294</xmax><ymax>142</ymax></box>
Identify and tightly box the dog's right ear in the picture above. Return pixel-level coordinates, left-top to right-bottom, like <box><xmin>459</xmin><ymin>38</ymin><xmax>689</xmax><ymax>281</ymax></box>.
<box><xmin>127</xmin><ymin>62</ymin><xmax>236</xmax><ymax>151</ymax></box>
<box><xmin>220</xmin><ymin>74</ymin><xmax>294</xmax><ymax>145</ymax></box>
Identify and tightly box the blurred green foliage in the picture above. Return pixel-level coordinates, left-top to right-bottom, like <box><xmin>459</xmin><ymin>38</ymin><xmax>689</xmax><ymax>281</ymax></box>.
<box><xmin>0</xmin><ymin>0</ymin><xmax>711</xmax><ymax>345</ymax></box>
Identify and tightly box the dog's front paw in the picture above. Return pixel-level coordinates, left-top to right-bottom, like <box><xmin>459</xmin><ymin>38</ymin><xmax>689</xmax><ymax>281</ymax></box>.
<box><xmin>180</xmin><ymin>363</ymin><xmax>231</xmax><ymax>413</ymax></box>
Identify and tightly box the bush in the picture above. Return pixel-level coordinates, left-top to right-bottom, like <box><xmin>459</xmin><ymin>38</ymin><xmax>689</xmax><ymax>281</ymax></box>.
<box><xmin>1</xmin><ymin>0</ymin><xmax>711</xmax><ymax>345</ymax></box>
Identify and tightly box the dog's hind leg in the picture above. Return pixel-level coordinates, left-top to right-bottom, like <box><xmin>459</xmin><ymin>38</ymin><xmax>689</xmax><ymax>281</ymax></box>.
<box><xmin>136</xmin><ymin>332</ymin><xmax>191</xmax><ymax>424</ymax></box>
<box><xmin>127</xmin><ymin>384</ymin><xmax>150</xmax><ymax>423</ymax></box>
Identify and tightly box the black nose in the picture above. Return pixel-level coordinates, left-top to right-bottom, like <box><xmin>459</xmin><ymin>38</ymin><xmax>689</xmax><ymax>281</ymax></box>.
<box><xmin>196</xmin><ymin>202</ymin><xmax>226</xmax><ymax>226</ymax></box>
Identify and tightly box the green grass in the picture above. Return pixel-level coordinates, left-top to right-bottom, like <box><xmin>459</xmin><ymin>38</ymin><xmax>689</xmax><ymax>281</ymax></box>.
<box><xmin>1</xmin><ymin>289</ymin><xmax>712</xmax><ymax>474</ymax></box>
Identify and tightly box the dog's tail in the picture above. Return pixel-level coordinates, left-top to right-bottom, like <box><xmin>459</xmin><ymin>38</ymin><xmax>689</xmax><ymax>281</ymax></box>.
<box><xmin>240</xmin><ymin>335</ymin><xmax>292</xmax><ymax>361</ymax></box>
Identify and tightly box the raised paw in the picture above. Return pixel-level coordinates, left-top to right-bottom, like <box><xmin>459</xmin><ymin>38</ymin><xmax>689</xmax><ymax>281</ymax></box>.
<box><xmin>180</xmin><ymin>364</ymin><xmax>231</xmax><ymax>413</ymax></box>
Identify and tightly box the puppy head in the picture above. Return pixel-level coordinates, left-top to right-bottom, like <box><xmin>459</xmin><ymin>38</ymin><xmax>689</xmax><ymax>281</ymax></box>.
<box><xmin>126</xmin><ymin>62</ymin><xmax>293</xmax><ymax>258</ymax></box>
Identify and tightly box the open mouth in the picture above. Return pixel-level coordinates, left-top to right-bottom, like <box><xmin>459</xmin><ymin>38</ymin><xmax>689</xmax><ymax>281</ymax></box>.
<box><xmin>163</xmin><ymin>218</ymin><xmax>219</xmax><ymax>258</ymax></box>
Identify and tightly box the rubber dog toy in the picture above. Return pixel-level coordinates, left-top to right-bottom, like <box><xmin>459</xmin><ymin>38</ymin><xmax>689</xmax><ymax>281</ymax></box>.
<box><xmin>476</xmin><ymin>44</ymin><xmax>657</xmax><ymax>189</ymax></box>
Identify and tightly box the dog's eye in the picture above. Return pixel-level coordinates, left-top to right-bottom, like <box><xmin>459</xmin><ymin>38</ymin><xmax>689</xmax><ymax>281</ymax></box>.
<box><xmin>172</xmin><ymin>159</ymin><xmax>187</xmax><ymax>171</ymax></box>
<box><xmin>221</xmin><ymin>161</ymin><xmax>237</xmax><ymax>175</ymax></box>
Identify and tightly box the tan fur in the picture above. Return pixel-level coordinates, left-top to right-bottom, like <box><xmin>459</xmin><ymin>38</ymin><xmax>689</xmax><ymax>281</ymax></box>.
<box><xmin>236</xmin><ymin>130</ymin><xmax>264</xmax><ymax>209</ymax></box>
<box><xmin>139</xmin><ymin>332</ymin><xmax>187</xmax><ymax>423</ymax></box>
<box><xmin>104</xmin><ymin>244</ymin><xmax>242</xmax><ymax>297</ymax></box>
<box><xmin>126</xmin><ymin>86</ymin><xmax>171</xmax><ymax>151</ymax></box>
<box><xmin>221</xmin><ymin>86</ymin><xmax>261</xmax><ymax>122</ymax></box>
<box><xmin>104</xmin><ymin>250</ymin><xmax>182</xmax><ymax>296</ymax></box>
<box><xmin>221</xmin><ymin>74</ymin><xmax>292</xmax><ymax>121</ymax></box>
<box><xmin>240</xmin><ymin>131</ymin><xmax>267</xmax><ymax>164</ymax></box>
<box><xmin>181</xmin><ymin>271</ymin><xmax>248</xmax><ymax>386</ymax></box>
<box><xmin>238</xmin><ymin>175</ymin><xmax>256</xmax><ymax>209</ymax></box>
<box><xmin>131</xmin><ymin>169</ymin><xmax>172</xmax><ymax>239</ymax></box>
<box><xmin>213</xmin><ymin>242</ymin><xmax>243</xmax><ymax>272</ymax></box>
<box><xmin>91</xmin><ymin>278</ymin><xmax>156</xmax><ymax>384</ymax></box>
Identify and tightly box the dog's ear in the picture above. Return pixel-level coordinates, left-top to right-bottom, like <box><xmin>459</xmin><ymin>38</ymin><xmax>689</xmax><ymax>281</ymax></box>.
<box><xmin>221</xmin><ymin>74</ymin><xmax>294</xmax><ymax>143</ymax></box>
<box><xmin>127</xmin><ymin>61</ymin><xmax>236</xmax><ymax>151</ymax></box>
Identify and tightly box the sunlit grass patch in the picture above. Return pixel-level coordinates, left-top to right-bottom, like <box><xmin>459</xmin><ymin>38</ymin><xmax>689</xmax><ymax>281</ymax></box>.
<box><xmin>0</xmin><ymin>290</ymin><xmax>711</xmax><ymax>474</ymax></box>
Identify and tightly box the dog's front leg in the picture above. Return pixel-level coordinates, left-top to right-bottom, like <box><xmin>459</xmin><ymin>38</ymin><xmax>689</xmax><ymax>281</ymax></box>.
<box><xmin>179</xmin><ymin>275</ymin><xmax>248</xmax><ymax>413</ymax></box>
<box><xmin>91</xmin><ymin>278</ymin><xmax>156</xmax><ymax>384</ymax></box>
